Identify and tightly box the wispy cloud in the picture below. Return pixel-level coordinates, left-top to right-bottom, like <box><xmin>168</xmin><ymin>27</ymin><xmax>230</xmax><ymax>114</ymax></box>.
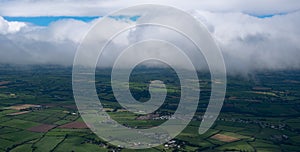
<box><xmin>0</xmin><ymin>0</ymin><xmax>299</xmax><ymax>16</ymax></box>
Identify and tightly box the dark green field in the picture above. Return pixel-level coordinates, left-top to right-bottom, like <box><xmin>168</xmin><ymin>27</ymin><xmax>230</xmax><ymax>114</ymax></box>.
<box><xmin>0</xmin><ymin>65</ymin><xmax>299</xmax><ymax>152</ymax></box>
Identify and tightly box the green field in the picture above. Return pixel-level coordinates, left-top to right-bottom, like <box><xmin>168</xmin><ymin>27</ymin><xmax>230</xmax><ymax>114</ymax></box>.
<box><xmin>0</xmin><ymin>65</ymin><xmax>299</xmax><ymax>151</ymax></box>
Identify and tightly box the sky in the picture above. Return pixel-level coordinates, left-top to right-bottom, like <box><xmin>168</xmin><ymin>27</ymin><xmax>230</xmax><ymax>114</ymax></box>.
<box><xmin>0</xmin><ymin>0</ymin><xmax>300</xmax><ymax>75</ymax></box>
<box><xmin>3</xmin><ymin>16</ymin><xmax>99</xmax><ymax>26</ymax></box>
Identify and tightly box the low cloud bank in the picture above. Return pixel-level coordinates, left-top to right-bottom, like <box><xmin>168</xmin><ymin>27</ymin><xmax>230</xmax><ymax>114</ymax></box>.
<box><xmin>0</xmin><ymin>10</ymin><xmax>300</xmax><ymax>75</ymax></box>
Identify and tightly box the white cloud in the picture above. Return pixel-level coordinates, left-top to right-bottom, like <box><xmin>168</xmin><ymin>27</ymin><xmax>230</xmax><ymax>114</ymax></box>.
<box><xmin>0</xmin><ymin>16</ymin><xmax>27</xmax><ymax>34</ymax></box>
<box><xmin>0</xmin><ymin>18</ymin><xmax>94</xmax><ymax>65</ymax></box>
<box><xmin>0</xmin><ymin>7</ymin><xmax>299</xmax><ymax>74</ymax></box>
<box><xmin>0</xmin><ymin>0</ymin><xmax>299</xmax><ymax>16</ymax></box>
<box><xmin>192</xmin><ymin>11</ymin><xmax>300</xmax><ymax>73</ymax></box>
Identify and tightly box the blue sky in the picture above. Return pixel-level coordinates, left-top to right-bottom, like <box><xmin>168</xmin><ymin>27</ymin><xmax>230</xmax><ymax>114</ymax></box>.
<box><xmin>2</xmin><ymin>14</ymin><xmax>279</xmax><ymax>27</ymax></box>
<box><xmin>1</xmin><ymin>0</ymin><xmax>297</xmax><ymax>26</ymax></box>
<box><xmin>3</xmin><ymin>16</ymin><xmax>99</xmax><ymax>26</ymax></box>
<box><xmin>3</xmin><ymin>16</ymin><xmax>141</xmax><ymax>26</ymax></box>
<box><xmin>247</xmin><ymin>12</ymin><xmax>288</xmax><ymax>18</ymax></box>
